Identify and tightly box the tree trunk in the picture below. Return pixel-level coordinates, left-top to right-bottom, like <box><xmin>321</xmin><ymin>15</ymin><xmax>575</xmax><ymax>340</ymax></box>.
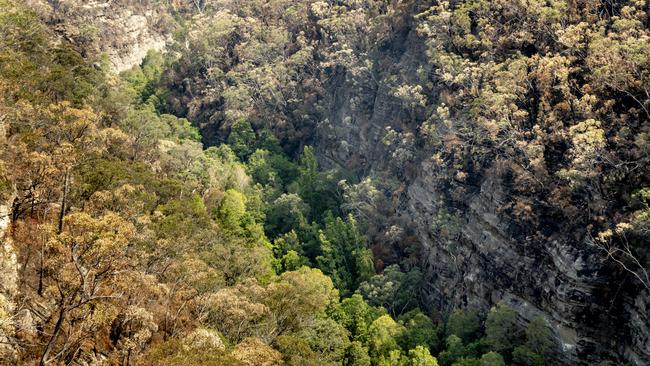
<box><xmin>57</xmin><ymin>169</ymin><xmax>69</xmax><ymax>234</ymax></box>
<box><xmin>37</xmin><ymin>238</ymin><xmax>44</xmax><ymax>296</ymax></box>
<box><xmin>39</xmin><ymin>306</ymin><xmax>66</xmax><ymax>366</ymax></box>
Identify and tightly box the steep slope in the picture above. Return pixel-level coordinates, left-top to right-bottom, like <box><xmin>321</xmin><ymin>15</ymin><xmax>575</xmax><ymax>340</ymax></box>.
<box><xmin>159</xmin><ymin>1</ymin><xmax>650</xmax><ymax>363</ymax></box>
<box><xmin>313</xmin><ymin>3</ymin><xmax>650</xmax><ymax>364</ymax></box>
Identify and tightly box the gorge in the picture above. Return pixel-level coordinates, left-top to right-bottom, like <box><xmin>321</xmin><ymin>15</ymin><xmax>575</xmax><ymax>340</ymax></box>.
<box><xmin>0</xmin><ymin>0</ymin><xmax>648</xmax><ymax>365</ymax></box>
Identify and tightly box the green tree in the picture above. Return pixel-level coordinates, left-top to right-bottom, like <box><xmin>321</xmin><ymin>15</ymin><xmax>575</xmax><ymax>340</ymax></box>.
<box><xmin>398</xmin><ymin>310</ymin><xmax>440</xmax><ymax>352</ymax></box>
<box><xmin>317</xmin><ymin>213</ymin><xmax>374</xmax><ymax>296</ymax></box>
<box><xmin>511</xmin><ymin>317</ymin><xmax>554</xmax><ymax>366</ymax></box>
<box><xmin>228</xmin><ymin>118</ymin><xmax>257</xmax><ymax>161</ymax></box>
<box><xmin>215</xmin><ymin>189</ymin><xmax>269</xmax><ymax>248</ymax></box>
<box><xmin>265</xmin><ymin>193</ymin><xmax>310</xmax><ymax>238</ymax></box>
<box><xmin>296</xmin><ymin>317</ymin><xmax>351</xmax><ymax>365</ymax></box>
<box><xmin>479</xmin><ymin>352</ymin><xmax>505</xmax><ymax>366</ymax></box>
<box><xmin>367</xmin><ymin>315</ymin><xmax>405</xmax><ymax>360</ymax></box>
<box><xmin>523</xmin><ymin>317</ymin><xmax>553</xmax><ymax>357</ymax></box>
<box><xmin>331</xmin><ymin>294</ymin><xmax>379</xmax><ymax>343</ymax></box>
<box><xmin>161</xmin><ymin>114</ymin><xmax>201</xmax><ymax>142</ymax></box>
<box><xmin>345</xmin><ymin>341</ymin><xmax>371</xmax><ymax>366</ymax></box>
<box><xmin>485</xmin><ymin>305</ymin><xmax>522</xmax><ymax>354</ymax></box>
<box><xmin>408</xmin><ymin>346</ymin><xmax>439</xmax><ymax>366</ymax></box>
<box><xmin>265</xmin><ymin>267</ymin><xmax>339</xmax><ymax>335</ymax></box>
<box><xmin>438</xmin><ymin>335</ymin><xmax>465</xmax><ymax>366</ymax></box>
<box><xmin>292</xmin><ymin>146</ymin><xmax>342</xmax><ymax>218</ymax></box>
<box><xmin>446</xmin><ymin>309</ymin><xmax>481</xmax><ymax>344</ymax></box>
<box><xmin>358</xmin><ymin>265</ymin><xmax>423</xmax><ymax>317</ymax></box>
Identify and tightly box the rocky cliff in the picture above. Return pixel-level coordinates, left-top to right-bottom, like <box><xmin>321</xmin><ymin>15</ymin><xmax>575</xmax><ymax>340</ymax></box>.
<box><xmin>314</xmin><ymin>9</ymin><xmax>650</xmax><ymax>365</ymax></box>
<box><xmin>27</xmin><ymin>0</ymin><xmax>173</xmax><ymax>72</ymax></box>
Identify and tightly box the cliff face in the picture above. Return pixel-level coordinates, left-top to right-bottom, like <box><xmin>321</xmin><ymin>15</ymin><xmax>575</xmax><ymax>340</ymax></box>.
<box><xmin>27</xmin><ymin>0</ymin><xmax>172</xmax><ymax>72</ymax></box>
<box><xmin>314</xmin><ymin>15</ymin><xmax>650</xmax><ymax>366</ymax></box>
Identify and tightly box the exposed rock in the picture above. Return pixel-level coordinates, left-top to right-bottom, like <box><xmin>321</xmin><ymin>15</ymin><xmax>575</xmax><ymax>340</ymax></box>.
<box><xmin>314</xmin><ymin>13</ymin><xmax>650</xmax><ymax>366</ymax></box>
<box><xmin>28</xmin><ymin>0</ymin><xmax>173</xmax><ymax>72</ymax></box>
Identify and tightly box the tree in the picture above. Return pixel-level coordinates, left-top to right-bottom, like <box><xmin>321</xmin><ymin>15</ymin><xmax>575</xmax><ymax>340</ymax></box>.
<box><xmin>228</xmin><ymin>118</ymin><xmax>257</xmax><ymax>161</ymax></box>
<box><xmin>160</xmin><ymin>114</ymin><xmax>201</xmax><ymax>142</ymax></box>
<box><xmin>202</xmin><ymin>281</ymin><xmax>270</xmax><ymax>342</ymax></box>
<box><xmin>358</xmin><ymin>265</ymin><xmax>423</xmax><ymax>317</ymax></box>
<box><xmin>117</xmin><ymin>108</ymin><xmax>168</xmax><ymax>161</ymax></box>
<box><xmin>317</xmin><ymin>213</ymin><xmax>374</xmax><ymax>296</ymax></box>
<box><xmin>479</xmin><ymin>352</ymin><xmax>505</xmax><ymax>366</ymax></box>
<box><xmin>367</xmin><ymin>315</ymin><xmax>405</xmax><ymax>360</ymax></box>
<box><xmin>292</xmin><ymin>146</ymin><xmax>342</xmax><ymax>217</ymax></box>
<box><xmin>345</xmin><ymin>341</ymin><xmax>372</xmax><ymax>366</ymax></box>
<box><xmin>485</xmin><ymin>305</ymin><xmax>522</xmax><ymax>354</ymax></box>
<box><xmin>232</xmin><ymin>337</ymin><xmax>283</xmax><ymax>366</ymax></box>
<box><xmin>331</xmin><ymin>294</ymin><xmax>379</xmax><ymax>343</ymax></box>
<box><xmin>438</xmin><ymin>335</ymin><xmax>465</xmax><ymax>366</ymax></box>
<box><xmin>145</xmin><ymin>337</ymin><xmax>240</xmax><ymax>366</ymax></box>
<box><xmin>523</xmin><ymin>317</ymin><xmax>553</xmax><ymax>357</ymax></box>
<box><xmin>265</xmin><ymin>267</ymin><xmax>339</xmax><ymax>335</ymax></box>
<box><xmin>408</xmin><ymin>345</ymin><xmax>439</xmax><ymax>366</ymax></box>
<box><xmin>295</xmin><ymin>317</ymin><xmax>351</xmax><ymax>365</ymax></box>
<box><xmin>215</xmin><ymin>189</ymin><xmax>269</xmax><ymax>248</ymax></box>
<box><xmin>38</xmin><ymin>212</ymin><xmax>135</xmax><ymax>365</ymax></box>
<box><xmin>511</xmin><ymin>317</ymin><xmax>554</xmax><ymax>366</ymax></box>
<box><xmin>398</xmin><ymin>310</ymin><xmax>440</xmax><ymax>352</ymax></box>
<box><xmin>265</xmin><ymin>193</ymin><xmax>309</xmax><ymax>238</ymax></box>
<box><xmin>446</xmin><ymin>309</ymin><xmax>481</xmax><ymax>344</ymax></box>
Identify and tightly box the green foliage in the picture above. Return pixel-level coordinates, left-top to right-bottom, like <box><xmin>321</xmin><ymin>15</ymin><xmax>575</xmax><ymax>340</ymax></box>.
<box><xmin>345</xmin><ymin>341</ymin><xmax>372</xmax><ymax>366</ymax></box>
<box><xmin>215</xmin><ymin>189</ymin><xmax>269</xmax><ymax>248</ymax></box>
<box><xmin>451</xmin><ymin>357</ymin><xmax>480</xmax><ymax>366</ymax></box>
<box><xmin>292</xmin><ymin>146</ymin><xmax>343</xmax><ymax>218</ymax></box>
<box><xmin>438</xmin><ymin>335</ymin><xmax>466</xmax><ymax>366</ymax></box>
<box><xmin>398</xmin><ymin>310</ymin><xmax>440</xmax><ymax>352</ymax></box>
<box><xmin>331</xmin><ymin>294</ymin><xmax>380</xmax><ymax>343</ymax></box>
<box><xmin>265</xmin><ymin>193</ymin><xmax>310</xmax><ymax>238</ymax></box>
<box><xmin>155</xmin><ymin>194</ymin><xmax>211</xmax><ymax>241</ymax></box>
<box><xmin>228</xmin><ymin>118</ymin><xmax>257</xmax><ymax>161</ymax></box>
<box><xmin>216</xmin><ymin>189</ymin><xmax>248</xmax><ymax>233</ymax></box>
<box><xmin>523</xmin><ymin>317</ymin><xmax>554</xmax><ymax>357</ymax></box>
<box><xmin>485</xmin><ymin>305</ymin><xmax>523</xmax><ymax>353</ymax></box>
<box><xmin>317</xmin><ymin>213</ymin><xmax>374</xmax><ymax>296</ymax></box>
<box><xmin>277</xmin><ymin>250</ymin><xmax>306</xmax><ymax>272</ymax></box>
<box><xmin>5</xmin><ymin>1</ymin><xmax>638</xmax><ymax>364</ymax></box>
<box><xmin>367</xmin><ymin>315</ymin><xmax>406</xmax><ymax>360</ymax></box>
<box><xmin>146</xmin><ymin>338</ymin><xmax>241</xmax><ymax>366</ymax></box>
<box><xmin>511</xmin><ymin>345</ymin><xmax>543</xmax><ymax>366</ymax></box>
<box><xmin>358</xmin><ymin>265</ymin><xmax>423</xmax><ymax>316</ymax></box>
<box><xmin>276</xmin><ymin>334</ymin><xmax>321</xmax><ymax>365</ymax></box>
<box><xmin>509</xmin><ymin>317</ymin><xmax>554</xmax><ymax>366</ymax></box>
<box><xmin>161</xmin><ymin>114</ymin><xmax>201</xmax><ymax>142</ymax></box>
<box><xmin>295</xmin><ymin>317</ymin><xmax>351</xmax><ymax>365</ymax></box>
<box><xmin>408</xmin><ymin>346</ymin><xmax>439</xmax><ymax>366</ymax></box>
<box><xmin>479</xmin><ymin>352</ymin><xmax>505</xmax><ymax>366</ymax></box>
<box><xmin>446</xmin><ymin>309</ymin><xmax>482</xmax><ymax>344</ymax></box>
<box><xmin>266</xmin><ymin>267</ymin><xmax>339</xmax><ymax>334</ymax></box>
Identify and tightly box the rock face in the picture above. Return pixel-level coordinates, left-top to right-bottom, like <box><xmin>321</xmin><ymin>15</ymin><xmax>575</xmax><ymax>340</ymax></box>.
<box><xmin>28</xmin><ymin>0</ymin><xmax>172</xmax><ymax>72</ymax></box>
<box><xmin>314</xmin><ymin>12</ymin><xmax>650</xmax><ymax>366</ymax></box>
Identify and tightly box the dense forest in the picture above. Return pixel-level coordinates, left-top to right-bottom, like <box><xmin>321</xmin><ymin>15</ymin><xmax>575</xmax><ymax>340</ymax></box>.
<box><xmin>0</xmin><ymin>0</ymin><xmax>648</xmax><ymax>365</ymax></box>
